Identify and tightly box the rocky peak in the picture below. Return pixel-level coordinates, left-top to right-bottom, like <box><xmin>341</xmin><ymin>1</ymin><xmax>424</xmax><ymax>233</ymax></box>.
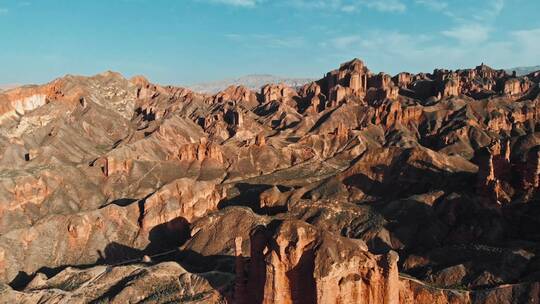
<box><xmin>392</xmin><ymin>72</ymin><xmax>413</xmax><ymax>88</ymax></box>
<box><xmin>324</xmin><ymin>58</ymin><xmax>372</xmax><ymax>105</ymax></box>
<box><xmin>130</xmin><ymin>75</ymin><xmax>151</xmax><ymax>87</ymax></box>
<box><xmin>260</xmin><ymin>83</ymin><xmax>297</xmax><ymax>103</ymax></box>
<box><xmin>339</xmin><ymin>58</ymin><xmax>368</xmax><ymax>73</ymax></box>
<box><xmin>475</xmin><ymin>63</ymin><xmax>498</xmax><ymax>77</ymax></box>
<box><xmin>214</xmin><ymin>85</ymin><xmax>258</xmax><ymax>109</ymax></box>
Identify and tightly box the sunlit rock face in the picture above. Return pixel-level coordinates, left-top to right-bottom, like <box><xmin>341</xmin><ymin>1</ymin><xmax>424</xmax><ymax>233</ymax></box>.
<box><xmin>1</xmin><ymin>59</ymin><xmax>540</xmax><ymax>303</ymax></box>
<box><xmin>242</xmin><ymin>220</ymin><xmax>400</xmax><ymax>304</ymax></box>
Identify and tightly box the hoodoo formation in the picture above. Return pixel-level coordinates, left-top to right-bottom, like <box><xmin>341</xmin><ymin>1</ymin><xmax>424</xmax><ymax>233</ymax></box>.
<box><xmin>1</xmin><ymin>59</ymin><xmax>540</xmax><ymax>303</ymax></box>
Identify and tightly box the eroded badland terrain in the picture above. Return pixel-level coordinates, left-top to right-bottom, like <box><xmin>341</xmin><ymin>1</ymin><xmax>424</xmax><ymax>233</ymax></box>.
<box><xmin>1</xmin><ymin>59</ymin><xmax>540</xmax><ymax>303</ymax></box>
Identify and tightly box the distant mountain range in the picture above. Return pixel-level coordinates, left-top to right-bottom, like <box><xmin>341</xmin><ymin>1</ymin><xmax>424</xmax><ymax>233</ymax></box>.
<box><xmin>505</xmin><ymin>65</ymin><xmax>540</xmax><ymax>76</ymax></box>
<box><xmin>186</xmin><ymin>74</ymin><xmax>316</xmax><ymax>94</ymax></box>
<box><xmin>0</xmin><ymin>84</ymin><xmax>20</xmax><ymax>92</ymax></box>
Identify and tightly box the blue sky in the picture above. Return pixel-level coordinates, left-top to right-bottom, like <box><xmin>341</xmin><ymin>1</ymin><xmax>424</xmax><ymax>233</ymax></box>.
<box><xmin>0</xmin><ymin>0</ymin><xmax>539</xmax><ymax>85</ymax></box>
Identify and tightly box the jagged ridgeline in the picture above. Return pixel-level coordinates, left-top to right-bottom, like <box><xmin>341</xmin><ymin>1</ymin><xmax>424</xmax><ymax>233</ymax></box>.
<box><xmin>1</xmin><ymin>59</ymin><xmax>540</xmax><ymax>303</ymax></box>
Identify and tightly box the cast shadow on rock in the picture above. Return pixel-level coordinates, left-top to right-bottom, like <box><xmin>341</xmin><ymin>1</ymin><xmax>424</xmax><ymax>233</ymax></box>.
<box><xmin>9</xmin><ymin>216</ymin><xmax>191</xmax><ymax>291</ymax></box>
<box><xmin>218</xmin><ymin>182</ymin><xmax>290</xmax><ymax>215</ymax></box>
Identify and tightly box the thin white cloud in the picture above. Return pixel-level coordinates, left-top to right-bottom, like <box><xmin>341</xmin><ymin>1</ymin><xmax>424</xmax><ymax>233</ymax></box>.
<box><xmin>415</xmin><ymin>0</ymin><xmax>448</xmax><ymax>11</ymax></box>
<box><xmin>225</xmin><ymin>33</ymin><xmax>305</xmax><ymax>48</ymax></box>
<box><xmin>512</xmin><ymin>28</ymin><xmax>540</xmax><ymax>44</ymax></box>
<box><xmin>279</xmin><ymin>0</ymin><xmax>406</xmax><ymax>13</ymax></box>
<box><xmin>205</xmin><ymin>0</ymin><xmax>263</xmax><ymax>7</ymax></box>
<box><xmin>415</xmin><ymin>0</ymin><xmax>504</xmax><ymax>47</ymax></box>
<box><xmin>510</xmin><ymin>28</ymin><xmax>540</xmax><ymax>65</ymax></box>
<box><xmin>473</xmin><ymin>0</ymin><xmax>504</xmax><ymax>22</ymax></box>
<box><xmin>442</xmin><ymin>24</ymin><xmax>491</xmax><ymax>44</ymax></box>
<box><xmin>416</xmin><ymin>0</ymin><xmax>505</xmax><ymax>23</ymax></box>
<box><xmin>341</xmin><ymin>5</ymin><xmax>357</xmax><ymax>12</ymax></box>
<box><xmin>363</xmin><ymin>0</ymin><xmax>406</xmax><ymax>12</ymax></box>
<box><xmin>286</xmin><ymin>0</ymin><xmax>328</xmax><ymax>9</ymax></box>
<box><xmin>199</xmin><ymin>0</ymin><xmax>407</xmax><ymax>12</ymax></box>
<box><xmin>332</xmin><ymin>35</ymin><xmax>362</xmax><ymax>49</ymax></box>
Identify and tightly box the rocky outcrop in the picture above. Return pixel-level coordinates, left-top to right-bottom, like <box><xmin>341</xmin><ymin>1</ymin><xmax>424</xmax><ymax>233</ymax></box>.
<box><xmin>476</xmin><ymin>147</ymin><xmax>499</xmax><ymax>204</ymax></box>
<box><xmin>258</xmin><ymin>186</ymin><xmax>289</xmax><ymax>211</ymax></box>
<box><xmin>503</xmin><ymin>77</ymin><xmax>532</xmax><ymax>96</ymax></box>
<box><xmin>324</xmin><ymin>59</ymin><xmax>370</xmax><ymax>105</ymax></box>
<box><xmin>261</xmin><ymin>83</ymin><xmax>297</xmax><ymax>103</ymax></box>
<box><xmin>476</xmin><ymin>140</ymin><xmax>540</xmax><ymax>204</ymax></box>
<box><xmin>178</xmin><ymin>138</ymin><xmax>224</xmax><ymax>164</ymax></box>
<box><xmin>140</xmin><ymin>178</ymin><xmax>224</xmax><ymax>232</ymax></box>
<box><xmin>298</xmin><ymin>82</ymin><xmax>324</xmax><ymax>113</ymax></box>
<box><xmin>522</xmin><ymin>145</ymin><xmax>540</xmax><ymax>201</ymax></box>
<box><xmin>214</xmin><ymin>85</ymin><xmax>259</xmax><ymax>109</ymax></box>
<box><xmin>393</xmin><ymin>72</ymin><xmax>413</xmax><ymax>88</ymax></box>
<box><xmin>366</xmin><ymin>73</ymin><xmax>399</xmax><ymax>103</ymax></box>
<box><xmin>242</xmin><ymin>220</ymin><xmax>400</xmax><ymax>304</ymax></box>
<box><xmin>183</xmin><ymin>207</ymin><xmax>268</xmax><ymax>257</ymax></box>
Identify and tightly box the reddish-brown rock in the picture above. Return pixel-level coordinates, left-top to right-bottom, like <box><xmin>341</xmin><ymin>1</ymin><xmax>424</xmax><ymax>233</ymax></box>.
<box><xmin>1</xmin><ymin>59</ymin><xmax>540</xmax><ymax>303</ymax></box>
<box><xmin>524</xmin><ymin>146</ymin><xmax>540</xmax><ymax>190</ymax></box>
<box><xmin>140</xmin><ymin>178</ymin><xmax>224</xmax><ymax>231</ymax></box>
<box><xmin>214</xmin><ymin>85</ymin><xmax>259</xmax><ymax>109</ymax></box>
<box><xmin>324</xmin><ymin>59</ymin><xmax>371</xmax><ymax>104</ymax></box>
<box><xmin>244</xmin><ymin>220</ymin><xmax>400</xmax><ymax>304</ymax></box>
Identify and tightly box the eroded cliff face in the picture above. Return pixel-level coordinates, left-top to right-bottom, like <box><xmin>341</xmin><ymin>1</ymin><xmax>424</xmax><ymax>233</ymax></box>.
<box><xmin>240</xmin><ymin>220</ymin><xmax>400</xmax><ymax>304</ymax></box>
<box><xmin>1</xmin><ymin>59</ymin><xmax>540</xmax><ymax>303</ymax></box>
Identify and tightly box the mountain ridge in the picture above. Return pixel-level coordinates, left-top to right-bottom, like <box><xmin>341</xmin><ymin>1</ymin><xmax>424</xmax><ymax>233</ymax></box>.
<box><xmin>506</xmin><ymin>65</ymin><xmax>540</xmax><ymax>76</ymax></box>
<box><xmin>185</xmin><ymin>74</ymin><xmax>316</xmax><ymax>93</ymax></box>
